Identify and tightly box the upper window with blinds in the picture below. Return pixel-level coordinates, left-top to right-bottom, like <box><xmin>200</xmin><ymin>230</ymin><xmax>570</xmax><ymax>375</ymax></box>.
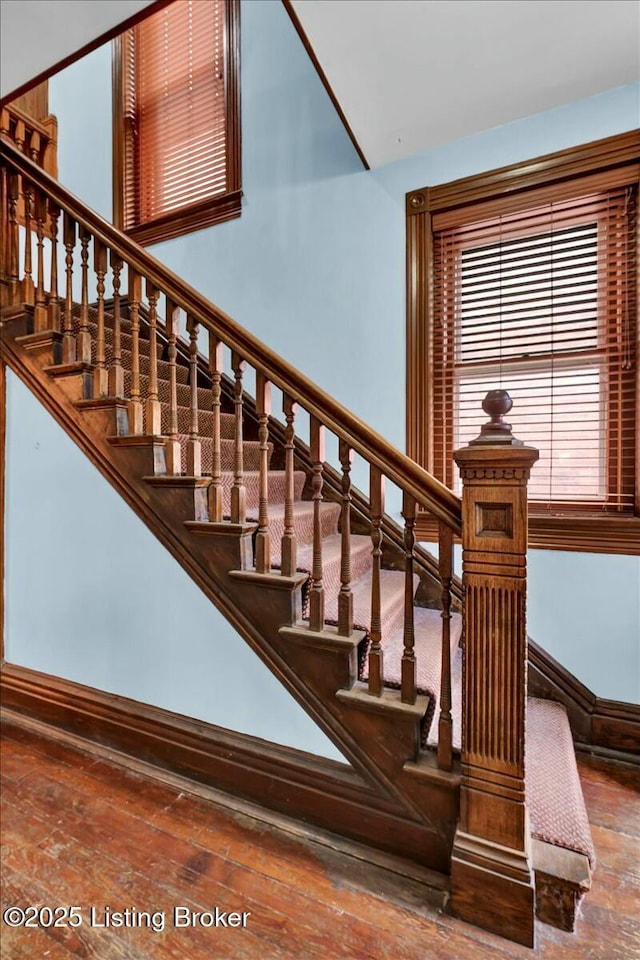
<box><xmin>113</xmin><ymin>0</ymin><xmax>241</xmax><ymax>245</ymax></box>
<box><xmin>405</xmin><ymin>131</ymin><xmax>640</xmax><ymax>552</ymax></box>
<box><xmin>433</xmin><ymin>184</ymin><xmax>637</xmax><ymax>513</ymax></box>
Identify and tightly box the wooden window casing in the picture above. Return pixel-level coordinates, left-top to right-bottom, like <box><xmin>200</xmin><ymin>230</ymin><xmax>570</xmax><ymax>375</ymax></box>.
<box><xmin>406</xmin><ymin>131</ymin><xmax>640</xmax><ymax>555</ymax></box>
<box><xmin>113</xmin><ymin>0</ymin><xmax>240</xmax><ymax>245</ymax></box>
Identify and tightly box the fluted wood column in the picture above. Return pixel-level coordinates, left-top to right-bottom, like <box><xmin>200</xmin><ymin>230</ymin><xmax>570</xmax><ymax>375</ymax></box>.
<box><xmin>450</xmin><ymin>390</ymin><xmax>539</xmax><ymax>949</ymax></box>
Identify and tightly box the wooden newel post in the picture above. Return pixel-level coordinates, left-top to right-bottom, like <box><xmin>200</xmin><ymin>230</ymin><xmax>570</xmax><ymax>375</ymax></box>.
<box><xmin>451</xmin><ymin>390</ymin><xmax>539</xmax><ymax>948</ymax></box>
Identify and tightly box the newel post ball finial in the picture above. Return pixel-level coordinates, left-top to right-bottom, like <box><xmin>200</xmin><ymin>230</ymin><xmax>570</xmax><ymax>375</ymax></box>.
<box><xmin>469</xmin><ymin>389</ymin><xmax>523</xmax><ymax>446</ymax></box>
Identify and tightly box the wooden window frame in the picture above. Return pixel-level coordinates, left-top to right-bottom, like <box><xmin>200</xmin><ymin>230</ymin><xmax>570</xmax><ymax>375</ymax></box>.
<box><xmin>112</xmin><ymin>0</ymin><xmax>241</xmax><ymax>246</ymax></box>
<box><xmin>406</xmin><ymin>130</ymin><xmax>640</xmax><ymax>555</ymax></box>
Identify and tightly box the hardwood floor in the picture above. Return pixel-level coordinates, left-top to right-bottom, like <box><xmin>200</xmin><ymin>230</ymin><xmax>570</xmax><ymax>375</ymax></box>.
<box><xmin>1</xmin><ymin>711</ymin><xmax>638</xmax><ymax>960</ymax></box>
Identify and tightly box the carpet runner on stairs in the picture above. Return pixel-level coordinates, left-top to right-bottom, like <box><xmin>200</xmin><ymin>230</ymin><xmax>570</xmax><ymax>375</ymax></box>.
<box><xmin>76</xmin><ymin>305</ymin><xmax>595</xmax><ymax>883</ymax></box>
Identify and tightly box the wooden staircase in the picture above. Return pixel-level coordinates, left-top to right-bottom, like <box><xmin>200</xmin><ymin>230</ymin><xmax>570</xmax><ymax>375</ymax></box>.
<box><xmin>1</xmin><ymin>134</ymin><xmax>596</xmax><ymax>947</ymax></box>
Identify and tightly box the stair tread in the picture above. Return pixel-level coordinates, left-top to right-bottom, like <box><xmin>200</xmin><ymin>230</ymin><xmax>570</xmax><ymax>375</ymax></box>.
<box><xmin>526</xmin><ymin>697</ymin><xmax>596</xmax><ymax>867</ymax></box>
<box><xmin>295</xmin><ymin>534</ymin><xmax>372</xmax><ymax>614</ymax></box>
<box><xmin>425</xmin><ymin>659</ymin><xmax>595</xmax><ymax>868</ymax></box>
<box><xmin>269</xmin><ymin>500</ymin><xmax>341</xmax><ymax>554</ymax></box>
<box><xmin>348</xmin><ymin>567</ymin><xmax>413</xmax><ymax>634</ymax></box>
<box><xmin>377</xmin><ymin>605</ymin><xmax>463</xmax><ymax>703</ymax></box>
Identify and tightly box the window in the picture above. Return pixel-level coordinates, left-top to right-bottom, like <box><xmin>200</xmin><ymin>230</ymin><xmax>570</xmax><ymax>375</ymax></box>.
<box><xmin>406</xmin><ymin>131</ymin><xmax>640</xmax><ymax>554</ymax></box>
<box><xmin>113</xmin><ymin>0</ymin><xmax>240</xmax><ymax>245</ymax></box>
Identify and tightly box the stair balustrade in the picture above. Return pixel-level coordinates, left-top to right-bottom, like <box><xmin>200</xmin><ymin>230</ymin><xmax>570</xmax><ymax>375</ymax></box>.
<box><xmin>0</xmin><ymin>136</ymin><xmax>540</xmax><ymax>946</ymax></box>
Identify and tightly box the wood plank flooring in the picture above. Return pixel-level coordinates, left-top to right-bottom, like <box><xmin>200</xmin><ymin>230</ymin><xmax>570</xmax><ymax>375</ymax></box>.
<box><xmin>1</xmin><ymin>712</ymin><xmax>638</xmax><ymax>959</ymax></box>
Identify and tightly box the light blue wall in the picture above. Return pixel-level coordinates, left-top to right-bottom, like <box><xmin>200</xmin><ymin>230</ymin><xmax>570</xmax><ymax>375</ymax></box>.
<box><xmin>9</xmin><ymin>0</ymin><xmax>639</xmax><ymax>709</ymax></box>
<box><xmin>4</xmin><ymin>371</ymin><xmax>344</xmax><ymax>760</ymax></box>
<box><xmin>48</xmin><ymin>44</ymin><xmax>112</xmax><ymax>222</ymax></box>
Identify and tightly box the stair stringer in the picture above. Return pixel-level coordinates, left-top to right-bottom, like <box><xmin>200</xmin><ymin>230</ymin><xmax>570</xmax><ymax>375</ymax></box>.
<box><xmin>1</xmin><ymin>317</ymin><xmax>459</xmax><ymax>875</ymax></box>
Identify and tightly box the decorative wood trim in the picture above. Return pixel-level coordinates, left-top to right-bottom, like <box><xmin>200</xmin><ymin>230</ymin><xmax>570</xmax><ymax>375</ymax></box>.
<box><xmin>416</xmin><ymin>512</ymin><xmax>640</xmax><ymax>556</ymax></box>
<box><xmin>406</xmin><ymin>131</ymin><xmax>640</xmax><ymax>554</ymax></box>
<box><xmin>225</xmin><ymin>0</ymin><xmax>242</xmax><ymax>196</ymax></box>
<box><xmin>528</xmin><ymin>640</ymin><xmax>640</xmax><ymax>757</ymax></box>
<box><xmin>407</xmin><ymin>129</ymin><xmax>640</xmax><ymax>215</ymax></box>
<box><xmin>111</xmin><ymin>34</ymin><xmax>126</xmax><ymax>234</ymax></box>
<box><xmin>126</xmin><ymin>191</ymin><xmax>243</xmax><ymax>246</ymax></box>
<box><xmin>112</xmin><ymin>0</ymin><xmax>242</xmax><ymax>245</ymax></box>
<box><xmin>0</xmin><ymin>1</ymin><xmax>174</xmax><ymax>110</ymax></box>
<box><xmin>0</xmin><ymin>661</ymin><xmax>450</xmax><ymax>871</ymax></box>
<box><xmin>281</xmin><ymin>0</ymin><xmax>370</xmax><ymax>171</ymax></box>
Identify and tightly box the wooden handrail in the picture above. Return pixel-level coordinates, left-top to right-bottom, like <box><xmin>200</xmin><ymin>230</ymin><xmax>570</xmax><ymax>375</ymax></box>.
<box><xmin>0</xmin><ymin>136</ymin><xmax>461</xmax><ymax>533</ymax></box>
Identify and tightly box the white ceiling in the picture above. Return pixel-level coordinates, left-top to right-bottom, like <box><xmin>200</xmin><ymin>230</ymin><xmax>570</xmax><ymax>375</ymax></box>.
<box><xmin>290</xmin><ymin>0</ymin><xmax>640</xmax><ymax>167</ymax></box>
<box><xmin>0</xmin><ymin>0</ymin><xmax>155</xmax><ymax>99</ymax></box>
<box><xmin>1</xmin><ymin>0</ymin><xmax>639</xmax><ymax>167</ymax></box>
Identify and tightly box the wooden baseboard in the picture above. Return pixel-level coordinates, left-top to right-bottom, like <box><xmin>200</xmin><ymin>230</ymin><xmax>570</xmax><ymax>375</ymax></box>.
<box><xmin>528</xmin><ymin>641</ymin><xmax>640</xmax><ymax>757</ymax></box>
<box><xmin>0</xmin><ymin>661</ymin><xmax>450</xmax><ymax>869</ymax></box>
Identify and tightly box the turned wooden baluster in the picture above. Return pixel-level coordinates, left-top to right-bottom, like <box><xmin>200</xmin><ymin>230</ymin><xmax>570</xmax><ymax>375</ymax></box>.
<box><xmin>128</xmin><ymin>269</ymin><xmax>143</xmax><ymax>434</ymax></box>
<box><xmin>13</xmin><ymin>118</ymin><xmax>26</xmax><ymax>158</ymax></box>
<box><xmin>61</xmin><ymin>214</ymin><xmax>77</xmax><ymax>362</ymax></box>
<box><xmin>165</xmin><ymin>297</ymin><xmax>181</xmax><ymax>474</ymax></box>
<box><xmin>437</xmin><ymin>521</ymin><xmax>453</xmax><ymax>771</ymax></box>
<box><xmin>28</xmin><ymin>129</ymin><xmax>41</xmax><ymax>166</ymax></box>
<box><xmin>108</xmin><ymin>251</ymin><xmax>124</xmax><ymax>397</ymax></box>
<box><xmin>0</xmin><ymin>160</ymin><xmax>7</xmax><ymax>295</ymax></box>
<box><xmin>208</xmin><ymin>334</ymin><xmax>224</xmax><ymax>520</ymax></box>
<box><xmin>28</xmin><ymin>130</ymin><xmax>43</xmax><ymax>311</ymax></box>
<box><xmin>230</xmin><ymin>351</ymin><xmax>246</xmax><ymax>522</ymax></box>
<box><xmin>255</xmin><ymin>372</ymin><xmax>272</xmax><ymax>573</ymax></box>
<box><xmin>77</xmin><ymin>226</ymin><xmax>92</xmax><ymax>364</ymax></box>
<box><xmin>368</xmin><ymin>465</ymin><xmax>385</xmax><ymax>696</ymax></box>
<box><xmin>13</xmin><ymin>120</ymin><xmax>28</xmax><ymax>295</ymax></box>
<box><xmin>185</xmin><ymin>315</ymin><xmax>202</xmax><ymax>475</ymax></box>
<box><xmin>401</xmin><ymin>492</ymin><xmax>417</xmax><ymax>704</ymax></box>
<box><xmin>6</xmin><ymin>172</ymin><xmax>20</xmax><ymax>304</ymax></box>
<box><xmin>338</xmin><ymin>439</ymin><xmax>354</xmax><ymax>636</ymax></box>
<box><xmin>93</xmin><ymin>238</ymin><xmax>108</xmax><ymax>396</ymax></box>
<box><xmin>308</xmin><ymin>417</ymin><xmax>325</xmax><ymax>631</ymax></box>
<box><xmin>21</xmin><ymin>177</ymin><xmax>35</xmax><ymax>305</ymax></box>
<box><xmin>47</xmin><ymin>199</ymin><xmax>61</xmax><ymax>331</ymax></box>
<box><xmin>33</xmin><ymin>189</ymin><xmax>47</xmax><ymax>331</ymax></box>
<box><xmin>281</xmin><ymin>395</ymin><xmax>298</xmax><ymax>576</ymax></box>
<box><xmin>146</xmin><ymin>280</ymin><xmax>162</xmax><ymax>435</ymax></box>
<box><xmin>0</xmin><ymin>111</ymin><xmax>9</xmax><ymax>292</ymax></box>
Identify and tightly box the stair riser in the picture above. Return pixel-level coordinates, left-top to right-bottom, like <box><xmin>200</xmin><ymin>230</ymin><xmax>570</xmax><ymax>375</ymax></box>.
<box><xmin>296</xmin><ymin>536</ymin><xmax>373</xmax><ymax>619</ymax></box>
<box><xmin>269</xmin><ymin>503</ymin><xmax>341</xmax><ymax>555</ymax></box>
<box><xmin>124</xmin><ymin>371</ymin><xmax>233</xmax><ymax>426</ymax></box>
<box><xmin>222</xmin><ymin>471</ymin><xmax>306</xmax><ymax>517</ymax></box>
<box><xmin>178</xmin><ymin>436</ymin><xmax>269</xmax><ymax>476</ymax></box>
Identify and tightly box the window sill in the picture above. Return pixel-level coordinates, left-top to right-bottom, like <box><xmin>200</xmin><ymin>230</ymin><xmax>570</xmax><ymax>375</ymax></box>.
<box><xmin>415</xmin><ymin>511</ymin><xmax>640</xmax><ymax>556</ymax></box>
<box><xmin>125</xmin><ymin>190</ymin><xmax>242</xmax><ymax>246</ymax></box>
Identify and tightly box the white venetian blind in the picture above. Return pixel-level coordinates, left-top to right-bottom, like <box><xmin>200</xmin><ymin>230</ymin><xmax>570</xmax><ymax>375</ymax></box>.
<box><xmin>432</xmin><ymin>175</ymin><xmax>637</xmax><ymax>511</ymax></box>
